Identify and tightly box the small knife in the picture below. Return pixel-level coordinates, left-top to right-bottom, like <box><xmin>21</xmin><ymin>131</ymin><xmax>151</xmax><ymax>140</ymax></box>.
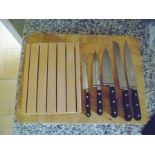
<box><xmin>93</xmin><ymin>51</ymin><xmax>103</xmax><ymax>115</ymax></box>
<box><xmin>113</xmin><ymin>42</ymin><xmax>132</xmax><ymax>121</ymax></box>
<box><xmin>124</xmin><ymin>41</ymin><xmax>141</xmax><ymax>120</ymax></box>
<box><xmin>82</xmin><ymin>59</ymin><xmax>91</xmax><ymax>117</ymax></box>
<box><xmin>103</xmin><ymin>49</ymin><xmax>118</xmax><ymax>118</ymax></box>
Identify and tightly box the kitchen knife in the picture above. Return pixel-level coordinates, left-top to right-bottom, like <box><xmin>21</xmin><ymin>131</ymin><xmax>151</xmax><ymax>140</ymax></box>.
<box><xmin>82</xmin><ymin>59</ymin><xmax>91</xmax><ymax>117</ymax></box>
<box><xmin>103</xmin><ymin>49</ymin><xmax>118</xmax><ymax>118</ymax></box>
<box><xmin>113</xmin><ymin>42</ymin><xmax>132</xmax><ymax>121</ymax></box>
<box><xmin>93</xmin><ymin>51</ymin><xmax>103</xmax><ymax>115</ymax></box>
<box><xmin>125</xmin><ymin>41</ymin><xmax>141</xmax><ymax>120</ymax></box>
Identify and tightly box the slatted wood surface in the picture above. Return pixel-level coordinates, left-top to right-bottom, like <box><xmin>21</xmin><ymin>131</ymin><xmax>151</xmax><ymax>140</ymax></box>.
<box><xmin>16</xmin><ymin>33</ymin><xmax>148</xmax><ymax>124</ymax></box>
<box><xmin>20</xmin><ymin>42</ymin><xmax>81</xmax><ymax>114</ymax></box>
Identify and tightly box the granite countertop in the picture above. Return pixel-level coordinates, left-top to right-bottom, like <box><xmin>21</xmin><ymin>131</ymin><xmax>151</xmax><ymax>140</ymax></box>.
<box><xmin>14</xmin><ymin>19</ymin><xmax>155</xmax><ymax>135</ymax></box>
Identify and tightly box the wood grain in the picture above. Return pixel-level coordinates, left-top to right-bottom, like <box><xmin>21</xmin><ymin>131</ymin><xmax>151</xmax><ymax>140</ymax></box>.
<box><xmin>47</xmin><ymin>43</ymin><xmax>57</xmax><ymax>113</ymax></box>
<box><xmin>66</xmin><ymin>42</ymin><xmax>76</xmax><ymax>113</ymax></box>
<box><xmin>21</xmin><ymin>44</ymin><xmax>30</xmax><ymax>113</ymax></box>
<box><xmin>75</xmin><ymin>42</ymin><xmax>81</xmax><ymax>113</ymax></box>
<box><xmin>57</xmin><ymin>43</ymin><xmax>66</xmax><ymax>113</ymax></box>
<box><xmin>27</xmin><ymin>43</ymin><xmax>39</xmax><ymax>113</ymax></box>
<box><xmin>37</xmin><ymin>43</ymin><xmax>48</xmax><ymax>113</ymax></box>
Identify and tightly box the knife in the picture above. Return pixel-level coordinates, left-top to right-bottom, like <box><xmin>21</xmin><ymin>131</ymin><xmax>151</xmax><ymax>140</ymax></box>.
<box><xmin>124</xmin><ymin>41</ymin><xmax>141</xmax><ymax>120</ymax></box>
<box><xmin>113</xmin><ymin>42</ymin><xmax>132</xmax><ymax>121</ymax></box>
<box><xmin>93</xmin><ymin>51</ymin><xmax>103</xmax><ymax>115</ymax></box>
<box><xmin>103</xmin><ymin>49</ymin><xmax>118</xmax><ymax>118</ymax></box>
<box><xmin>82</xmin><ymin>59</ymin><xmax>91</xmax><ymax>117</ymax></box>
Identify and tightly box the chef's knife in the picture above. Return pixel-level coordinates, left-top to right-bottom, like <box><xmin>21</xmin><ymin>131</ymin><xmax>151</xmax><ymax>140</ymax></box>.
<box><xmin>113</xmin><ymin>42</ymin><xmax>132</xmax><ymax>121</ymax></box>
<box><xmin>82</xmin><ymin>59</ymin><xmax>91</xmax><ymax>117</ymax></box>
<box><xmin>93</xmin><ymin>51</ymin><xmax>103</xmax><ymax>115</ymax></box>
<box><xmin>125</xmin><ymin>41</ymin><xmax>141</xmax><ymax>120</ymax></box>
<box><xmin>103</xmin><ymin>49</ymin><xmax>118</xmax><ymax>118</ymax></box>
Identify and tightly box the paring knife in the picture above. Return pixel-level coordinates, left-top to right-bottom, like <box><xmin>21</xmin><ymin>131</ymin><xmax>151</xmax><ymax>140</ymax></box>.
<box><xmin>93</xmin><ymin>51</ymin><xmax>103</xmax><ymax>115</ymax></box>
<box><xmin>82</xmin><ymin>59</ymin><xmax>91</xmax><ymax>117</ymax></box>
<box><xmin>103</xmin><ymin>49</ymin><xmax>118</xmax><ymax>118</ymax></box>
<box><xmin>124</xmin><ymin>41</ymin><xmax>141</xmax><ymax>120</ymax></box>
<box><xmin>113</xmin><ymin>42</ymin><xmax>132</xmax><ymax>121</ymax></box>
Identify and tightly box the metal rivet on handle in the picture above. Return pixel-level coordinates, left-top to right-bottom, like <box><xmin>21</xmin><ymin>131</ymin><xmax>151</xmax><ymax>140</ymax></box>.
<box><xmin>125</xmin><ymin>94</ymin><xmax>128</xmax><ymax>96</ymax></box>
<box><xmin>126</xmin><ymin>104</ymin><xmax>129</xmax><ymax>107</ymax></box>
<box><xmin>112</xmin><ymin>100</ymin><xmax>116</xmax><ymax>103</ymax></box>
<box><xmin>128</xmin><ymin>115</ymin><xmax>131</xmax><ymax>118</ymax></box>
<box><xmin>86</xmin><ymin>95</ymin><xmax>89</xmax><ymax>99</ymax></box>
<box><xmin>98</xmin><ymin>92</ymin><xmax>101</xmax><ymax>95</ymax></box>
<box><xmin>86</xmin><ymin>104</ymin><xmax>89</xmax><ymax>107</ymax></box>
<box><xmin>111</xmin><ymin>90</ymin><xmax>114</xmax><ymax>93</ymax></box>
<box><xmin>99</xmin><ymin>109</ymin><xmax>102</xmax><ymax>113</ymax></box>
<box><xmin>135</xmin><ymin>93</ymin><xmax>137</xmax><ymax>96</ymax></box>
<box><xmin>99</xmin><ymin>100</ymin><xmax>102</xmax><ymax>104</ymax></box>
<box><xmin>136</xmin><ymin>104</ymin><xmax>139</xmax><ymax>106</ymax></box>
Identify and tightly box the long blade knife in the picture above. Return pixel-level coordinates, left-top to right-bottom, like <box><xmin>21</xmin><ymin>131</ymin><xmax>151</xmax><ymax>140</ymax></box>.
<box><xmin>82</xmin><ymin>59</ymin><xmax>91</xmax><ymax>117</ymax></box>
<box><xmin>113</xmin><ymin>42</ymin><xmax>132</xmax><ymax>121</ymax></box>
<box><xmin>93</xmin><ymin>51</ymin><xmax>103</xmax><ymax>115</ymax></box>
<box><xmin>125</xmin><ymin>41</ymin><xmax>141</xmax><ymax>120</ymax></box>
<box><xmin>103</xmin><ymin>49</ymin><xmax>118</xmax><ymax>118</ymax></box>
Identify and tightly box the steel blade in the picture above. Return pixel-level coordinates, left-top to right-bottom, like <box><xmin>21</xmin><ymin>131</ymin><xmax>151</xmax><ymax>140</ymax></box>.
<box><xmin>125</xmin><ymin>41</ymin><xmax>137</xmax><ymax>88</ymax></box>
<box><xmin>103</xmin><ymin>49</ymin><xmax>114</xmax><ymax>86</ymax></box>
<box><xmin>93</xmin><ymin>51</ymin><xmax>101</xmax><ymax>87</ymax></box>
<box><xmin>113</xmin><ymin>42</ymin><xmax>127</xmax><ymax>90</ymax></box>
<box><xmin>82</xmin><ymin>59</ymin><xmax>89</xmax><ymax>90</ymax></box>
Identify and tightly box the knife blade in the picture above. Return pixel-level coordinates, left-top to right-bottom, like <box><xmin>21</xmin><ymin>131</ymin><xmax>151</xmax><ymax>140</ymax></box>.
<box><xmin>113</xmin><ymin>42</ymin><xmax>132</xmax><ymax>121</ymax></box>
<box><xmin>103</xmin><ymin>49</ymin><xmax>118</xmax><ymax>118</ymax></box>
<box><xmin>125</xmin><ymin>41</ymin><xmax>141</xmax><ymax>120</ymax></box>
<box><xmin>82</xmin><ymin>59</ymin><xmax>91</xmax><ymax>117</ymax></box>
<box><xmin>93</xmin><ymin>51</ymin><xmax>103</xmax><ymax>115</ymax></box>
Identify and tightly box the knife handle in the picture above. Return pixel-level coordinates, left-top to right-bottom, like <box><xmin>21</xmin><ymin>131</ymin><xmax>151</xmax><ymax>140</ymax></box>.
<box><xmin>131</xmin><ymin>89</ymin><xmax>141</xmax><ymax>120</ymax></box>
<box><xmin>97</xmin><ymin>90</ymin><xmax>103</xmax><ymax>115</ymax></box>
<box><xmin>122</xmin><ymin>90</ymin><xmax>132</xmax><ymax>121</ymax></box>
<box><xmin>109</xmin><ymin>87</ymin><xmax>118</xmax><ymax>118</ymax></box>
<box><xmin>85</xmin><ymin>92</ymin><xmax>91</xmax><ymax>117</ymax></box>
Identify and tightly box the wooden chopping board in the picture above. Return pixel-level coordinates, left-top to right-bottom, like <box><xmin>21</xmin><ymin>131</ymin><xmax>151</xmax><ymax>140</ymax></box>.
<box><xmin>16</xmin><ymin>33</ymin><xmax>148</xmax><ymax>124</ymax></box>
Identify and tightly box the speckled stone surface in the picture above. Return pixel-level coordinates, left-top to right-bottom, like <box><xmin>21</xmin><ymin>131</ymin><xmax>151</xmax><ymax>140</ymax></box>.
<box><xmin>14</xmin><ymin>19</ymin><xmax>155</xmax><ymax>135</ymax></box>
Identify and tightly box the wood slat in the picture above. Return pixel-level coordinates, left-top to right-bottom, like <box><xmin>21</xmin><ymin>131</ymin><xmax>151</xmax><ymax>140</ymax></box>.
<box><xmin>75</xmin><ymin>42</ymin><xmax>81</xmax><ymax>113</ymax></box>
<box><xmin>47</xmin><ymin>43</ymin><xmax>57</xmax><ymax>113</ymax></box>
<box><xmin>21</xmin><ymin>44</ymin><xmax>30</xmax><ymax>113</ymax></box>
<box><xmin>57</xmin><ymin>43</ymin><xmax>66</xmax><ymax>113</ymax></box>
<box><xmin>27</xmin><ymin>43</ymin><xmax>39</xmax><ymax>113</ymax></box>
<box><xmin>66</xmin><ymin>42</ymin><xmax>76</xmax><ymax>112</ymax></box>
<box><xmin>37</xmin><ymin>43</ymin><xmax>48</xmax><ymax>113</ymax></box>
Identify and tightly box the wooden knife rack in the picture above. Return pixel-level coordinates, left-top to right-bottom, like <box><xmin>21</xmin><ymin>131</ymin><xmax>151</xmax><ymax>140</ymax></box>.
<box><xmin>16</xmin><ymin>33</ymin><xmax>148</xmax><ymax>124</ymax></box>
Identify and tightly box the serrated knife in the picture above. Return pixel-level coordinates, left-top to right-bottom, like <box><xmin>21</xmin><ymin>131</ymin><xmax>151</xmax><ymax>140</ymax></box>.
<box><xmin>82</xmin><ymin>59</ymin><xmax>91</xmax><ymax>117</ymax></box>
<box><xmin>125</xmin><ymin>41</ymin><xmax>141</xmax><ymax>120</ymax></box>
<box><xmin>103</xmin><ymin>49</ymin><xmax>118</xmax><ymax>118</ymax></box>
<box><xmin>113</xmin><ymin>42</ymin><xmax>132</xmax><ymax>121</ymax></box>
<box><xmin>93</xmin><ymin>51</ymin><xmax>103</xmax><ymax>115</ymax></box>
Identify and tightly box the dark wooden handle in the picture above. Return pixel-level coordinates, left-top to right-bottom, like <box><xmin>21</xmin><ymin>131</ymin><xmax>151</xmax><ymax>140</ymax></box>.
<box><xmin>109</xmin><ymin>87</ymin><xmax>118</xmax><ymax>118</ymax></box>
<box><xmin>122</xmin><ymin>90</ymin><xmax>132</xmax><ymax>121</ymax></box>
<box><xmin>85</xmin><ymin>92</ymin><xmax>91</xmax><ymax>117</ymax></box>
<box><xmin>131</xmin><ymin>89</ymin><xmax>141</xmax><ymax>120</ymax></box>
<box><xmin>96</xmin><ymin>90</ymin><xmax>103</xmax><ymax>115</ymax></box>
